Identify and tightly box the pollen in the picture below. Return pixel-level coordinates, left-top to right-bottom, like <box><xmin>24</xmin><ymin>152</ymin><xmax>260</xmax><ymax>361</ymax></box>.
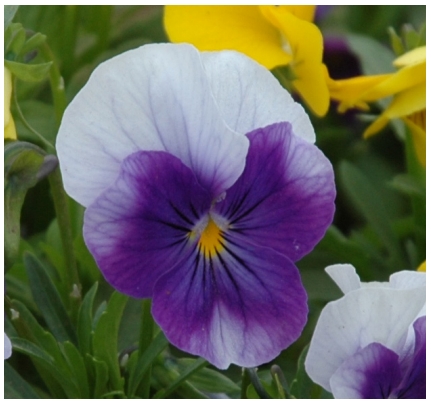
<box><xmin>198</xmin><ymin>218</ymin><xmax>223</xmax><ymax>258</ymax></box>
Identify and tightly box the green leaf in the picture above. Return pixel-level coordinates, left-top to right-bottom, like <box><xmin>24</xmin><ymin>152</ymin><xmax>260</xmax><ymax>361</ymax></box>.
<box><xmin>128</xmin><ymin>331</ymin><xmax>169</xmax><ymax>397</ymax></box>
<box><xmin>92</xmin><ymin>291</ymin><xmax>128</xmax><ymax>391</ymax></box>
<box><xmin>4</xmin><ymin>361</ymin><xmax>40</xmax><ymax>398</ymax></box>
<box><xmin>4</xmin><ymin>5</ymin><xmax>19</xmax><ymax>30</ymax></box>
<box><xmin>4</xmin><ymin>141</ymin><xmax>47</xmax><ymax>268</ymax></box>
<box><xmin>24</xmin><ymin>252</ymin><xmax>77</xmax><ymax>344</ymax></box>
<box><xmin>86</xmin><ymin>354</ymin><xmax>109</xmax><ymax>399</ymax></box>
<box><xmin>154</xmin><ymin>358</ymin><xmax>208</xmax><ymax>398</ymax></box>
<box><xmin>338</xmin><ymin>161</ymin><xmax>405</xmax><ymax>268</ymax></box>
<box><xmin>390</xmin><ymin>174</ymin><xmax>426</xmax><ymax>199</ymax></box>
<box><xmin>4</xmin><ymin>59</ymin><xmax>52</xmax><ymax>82</ymax></box>
<box><xmin>77</xmin><ymin>282</ymin><xmax>98</xmax><ymax>356</ymax></box>
<box><xmin>11</xmin><ymin>337</ymin><xmax>80</xmax><ymax>398</ymax></box>
<box><xmin>61</xmin><ymin>341</ymin><xmax>90</xmax><ymax>398</ymax></box>
<box><xmin>176</xmin><ymin>358</ymin><xmax>240</xmax><ymax>396</ymax></box>
<box><xmin>20</xmin><ymin>32</ymin><xmax>47</xmax><ymax>55</ymax></box>
<box><xmin>347</xmin><ymin>33</ymin><xmax>395</xmax><ymax>76</ymax></box>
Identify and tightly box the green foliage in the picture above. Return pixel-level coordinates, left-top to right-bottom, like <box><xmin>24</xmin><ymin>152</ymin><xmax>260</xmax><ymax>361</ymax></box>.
<box><xmin>4</xmin><ymin>5</ymin><xmax>425</xmax><ymax>400</ymax></box>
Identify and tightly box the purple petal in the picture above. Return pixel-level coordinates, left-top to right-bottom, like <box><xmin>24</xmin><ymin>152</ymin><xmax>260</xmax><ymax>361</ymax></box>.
<box><xmin>152</xmin><ymin>238</ymin><xmax>308</xmax><ymax>369</ymax></box>
<box><xmin>330</xmin><ymin>342</ymin><xmax>402</xmax><ymax>399</ymax></box>
<box><xmin>83</xmin><ymin>151</ymin><xmax>212</xmax><ymax>298</ymax></box>
<box><xmin>213</xmin><ymin>122</ymin><xmax>335</xmax><ymax>262</ymax></box>
<box><xmin>395</xmin><ymin>316</ymin><xmax>426</xmax><ymax>399</ymax></box>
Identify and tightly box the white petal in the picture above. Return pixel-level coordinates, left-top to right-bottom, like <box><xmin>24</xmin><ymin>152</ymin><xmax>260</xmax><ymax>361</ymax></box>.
<box><xmin>325</xmin><ymin>264</ymin><xmax>361</xmax><ymax>294</ymax></box>
<box><xmin>201</xmin><ymin>50</ymin><xmax>315</xmax><ymax>142</ymax></box>
<box><xmin>57</xmin><ymin>43</ymin><xmax>249</xmax><ymax>206</ymax></box>
<box><xmin>389</xmin><ymin>270</ymin><xmax>426</xmax><ymax>290</ymax></box>
<box><xmin>305</xmin><ymin>286</ymin><xmax>425</xmax><ymax>391</ymax></box>
<box><xmin>4</xmin><ymin>333</ymin><xmax>12</xmax><ymax>360</ymax></box>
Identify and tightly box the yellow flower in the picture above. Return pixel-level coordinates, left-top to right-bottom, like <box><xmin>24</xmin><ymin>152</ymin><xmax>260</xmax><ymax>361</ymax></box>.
<box><xmin>4</xmin><ymin>67</ymin><xmax>17</xmax><ymax>140</ymax></box>
<box><xmin>417</xmin><ymin>261</ymin><xmax>426</xmax><ymax>272</ymax></box>
<box><xmin>164</xmin><ymin>5</ymin><xmax>329</xmax><ymax>117</ymax></box>
<box><xmin>327</xmin><ymin>46</ymin><xmax>426</xmax><ymax>166</ymax></box>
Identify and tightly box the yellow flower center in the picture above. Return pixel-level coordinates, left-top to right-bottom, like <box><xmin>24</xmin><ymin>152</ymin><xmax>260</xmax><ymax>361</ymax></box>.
<box><xmin>197</xmin><ymin>218</ymin><xmax>224</xmax><ymax>259</ymax></box>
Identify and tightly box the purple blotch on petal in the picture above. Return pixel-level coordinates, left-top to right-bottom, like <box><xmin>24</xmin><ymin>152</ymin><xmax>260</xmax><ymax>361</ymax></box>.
<box><xmin>394</xmin><ymin>316</ymin><xmax>426</xmax><ymax>399</ymax></box>
<box><xmin>84</xmin><ymin>150</ymin><xmax>212</xmax><ymax>298</ymax></box>
<box><xmin>214</xmin><ymin>122</ymin><xmax>335</xmax><ymax>262</ymax></box>
<box><xmin>152</xmin><ymin>238</ymin><xmax>308</xmax><ymax>369</ymax></box>
<box><xmin>330</xmin><ymin>342</ymin><xmax>402</xmax><ymax>399</ymax></box>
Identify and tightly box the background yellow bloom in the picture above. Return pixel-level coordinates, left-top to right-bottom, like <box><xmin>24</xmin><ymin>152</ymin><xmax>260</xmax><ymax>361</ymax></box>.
<box><xmin>164</xmin><ymin>5</ymin><xmax>329</xmax><ymax>116</ymax></box>
<box><xmin>328</xmin><ymin>46</ymin><xmax>426</xmax><ymax>166</ymax></box>
<box><xmin>4</xmin><ymin>67</ymin><xmax>17</xmax><ymax>140</ymax></box>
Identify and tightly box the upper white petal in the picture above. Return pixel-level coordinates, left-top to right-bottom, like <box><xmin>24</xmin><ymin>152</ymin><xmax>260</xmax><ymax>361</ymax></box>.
<box><xmin>4</xmin><ymin>333</ymin><xmax>12</xmax><ymax>360</ymax></box>
<box><xmin>200</xmin><ymin>50</ymin><xmax>315</xmax><ymax>142</ymax></box>
<box><xmin>325</xmin><ymin>264</ymin><xmax>361</xmax><ymax>294</ymax></box>
<box><xmin>57</xmin><ymin>43</ymin><xmax>249</xmax><ymax>206</ymax></box>
<box><xmin>305</xmin><ymin>285</ymin><xmax>425</xmax><ymax>391</ymax></box>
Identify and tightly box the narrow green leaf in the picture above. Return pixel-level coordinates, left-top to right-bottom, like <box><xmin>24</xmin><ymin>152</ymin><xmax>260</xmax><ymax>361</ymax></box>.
<box><xmin>86</xmin><ymin>355</ymin><xmax>109</xmax><ymax>399</ymax></box>
<box><xmin>177</xmin><ymin>358</ymin><xmax>240</xmax><ymax>396</ymax></box>
<box><xmin>390</xmin><ymin>174</ymin><xmax>426</xmax><ymax>199</ymax></box>
<box><xmin>4</xmin><ymin>141</ymin><xmax>46</xmax><ymax>268</ymax></box>
<box><xmin>92</xmin><ymin>292</ymin><xmax>128</xmax><ymax>391</ymax></box>
<box><xmin>4</xmin><ymin>59</ymin><xmax>52</xmax><ymax>82</ymax></box>
<box><xmin>155</xmin><ymin>358</ymin><xmax>207</xmax><ymax>398</ymax></box>
<box><xmin>24</xmin><ymin>252</ymin><xmax>77</xmax><ymax>344</ymax></box>
<box><xmin>4</xmin><ymin>6</ymin><xmax>19</xmax><ymax>30</ymax></box>
<box><xmin>61</xmin><ymin>341</ymin><xmax>90</xmax><ymax>398</ymax></box>
<box><xmin>77</xmin><ymin>282</ymin><xmax>98</xmax><ymax>356</ymax></box>
<box><xmin>128</xmin><ymin>331</ymin><xmax>169</xmax><ymax>396</ymax></box>
<box><xmin>339</xmin><ymin>161</ymin><xmax>404</xmax><ymax>267</ymax></box>
<box><xmin>347</xmin><ymin>33</ymin><xmax>395</xmax><ymax>76</ymax></box>
<box><xmin>4</xmin><ymin>361</ymin><xmax>40</xmax><ymax>398</ymax></box>
<box><xmin>12</xmin><ymin>337</ymin><xmax>81</xmax><ymax>398</ymax></box>
<box><xmin>20</xmin><ymin>32</ymin><xmax>47</xmax><ymax>55</ymax></box>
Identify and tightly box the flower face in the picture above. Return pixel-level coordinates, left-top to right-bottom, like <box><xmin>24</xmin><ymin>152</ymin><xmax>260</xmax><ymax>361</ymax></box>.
<box><xmin>305</xmin><ymin>264</ymin><xmax>426</xmax><ymax>399</ymax></box>
<box><xmin>57</xmin><ymin>43</ymin><xmax>335</xmax><ymax>369</ymax></box>
<box><xmin>4</xmin><ymin>67</ymin><xmax>17</xmax><ymax>140</ymax></box>
<box><xmin>164</xmin><ymin>6</ymin><xmax>329</xmax><ymax>116</ymax></box>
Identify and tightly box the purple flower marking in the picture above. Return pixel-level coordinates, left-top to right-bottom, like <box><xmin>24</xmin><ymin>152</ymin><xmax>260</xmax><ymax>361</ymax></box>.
<box><xmin>57</xmin><ymin>43</ymin><xmax>336</xmax><ymax>368</ymax></box>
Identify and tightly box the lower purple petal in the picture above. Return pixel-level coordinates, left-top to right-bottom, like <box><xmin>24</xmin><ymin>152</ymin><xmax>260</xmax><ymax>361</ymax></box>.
<box><xmin>395</xmin><ymin>316</ymin><xmax>426</xmax><ymax>399</ymax></box>
<box><xmin>84</xmin><ymin>151</ymin><xmax>212</xmax><ymax>298</ymax></box>
<box><xmin>152</xmin><ymin>238</ymin><xmax>308</xmax><ymax>369</ymax></box>
<box><xmin>330</xmin><ymin>342</ymin><xmax>402</xmax><ymax>399</ymax></box>
<box><xmin>213</xmin><ymin>122</ymin><xmax>335</xmax><ymax>262</ymax></box>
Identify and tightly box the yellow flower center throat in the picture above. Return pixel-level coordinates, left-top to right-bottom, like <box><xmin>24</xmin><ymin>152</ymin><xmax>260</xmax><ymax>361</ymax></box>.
<box><xmin>197</xmin><ymin>218</ymin><xmax>224</xmax><ymax>259</ymax></box>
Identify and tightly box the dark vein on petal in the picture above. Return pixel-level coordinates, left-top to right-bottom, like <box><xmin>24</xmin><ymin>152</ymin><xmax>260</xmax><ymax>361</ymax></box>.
<box><xmin>169</xmin><ymin>201</ymin><xmax>195</xmax><ymax>225</ymax></box>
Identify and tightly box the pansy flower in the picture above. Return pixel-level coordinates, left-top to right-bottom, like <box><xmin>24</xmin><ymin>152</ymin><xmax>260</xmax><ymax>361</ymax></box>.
<box><xmin>305</xmin><ymin>264</ymin><xmax>426</xmax><ymax>398</ymax></box>
<box><xmin>56</xmin><ymin>43</ymin><xmax>335</xmax><ymax>369</ymax></box>
<box><xmin>164</xmin><ymin>6</ymin><xmax>330</xmax><ymax>117</ymax></box>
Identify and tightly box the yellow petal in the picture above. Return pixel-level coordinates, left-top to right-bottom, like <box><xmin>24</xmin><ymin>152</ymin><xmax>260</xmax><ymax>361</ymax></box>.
<box><xmin>4</xmin><ymin>67</ymin><xmax>17</xmax><ymax>140</ymax></box>
<box><xmin>417</xmin><ymin>261</ymin><xmax>426</xmax><ymax>272</ymax></box>
<box><xmin>403</xmin><ymin>111</ymin><xmax>426</xmax><ymax>167</ymax></box>
<box><xmin>360</xmin><ymin>61</ymin><xmax>425</xmax><ymax>102</ymax></box>
<box><xmin>382</xmin><ymin>83</ymin><xmax>425</xmax><ymax>120</ymax></box>
<box><xmin>4</xmin><ymin>115</ymin><xmax>17</xmax><ymax>140</ymax></box>
<box><xmin>260</xmin><ymin>6</ymin><xmax>329</xmax><ymax>116</ymax></box>
<box><xmin>327</xmin><ymin>72</ymin><xmax>391</xmax><ymax>111</ymax></box>
<box><xmin>164</xmin><ymin>6</ymin><xmax>291</xmax><ymax>69</ymax></box>
<box><xmin>278</xmin><ymin>5</ymin><xmax>316</xmax><ymax>22</ymax></box>
<box><xmin>394</xmin><ymin>46</ymin><xmax>426</xmax><ymax>67</ymax></box>
<box><xmin>363</xmin><ymin>83</ymin><xmax>425</xmax><ymax>139</ymax></box>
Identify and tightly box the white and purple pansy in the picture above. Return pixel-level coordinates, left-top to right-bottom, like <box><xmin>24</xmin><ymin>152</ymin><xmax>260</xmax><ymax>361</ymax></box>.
<box><xmin>56</xmin><ymin>43</ymin><xmax>336</xmax><ymax>369</ymax></box>
<box><xmin>305</xmin><ymin>264</ymin><xmax>426</xmax><ymax>399</ymax></box>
